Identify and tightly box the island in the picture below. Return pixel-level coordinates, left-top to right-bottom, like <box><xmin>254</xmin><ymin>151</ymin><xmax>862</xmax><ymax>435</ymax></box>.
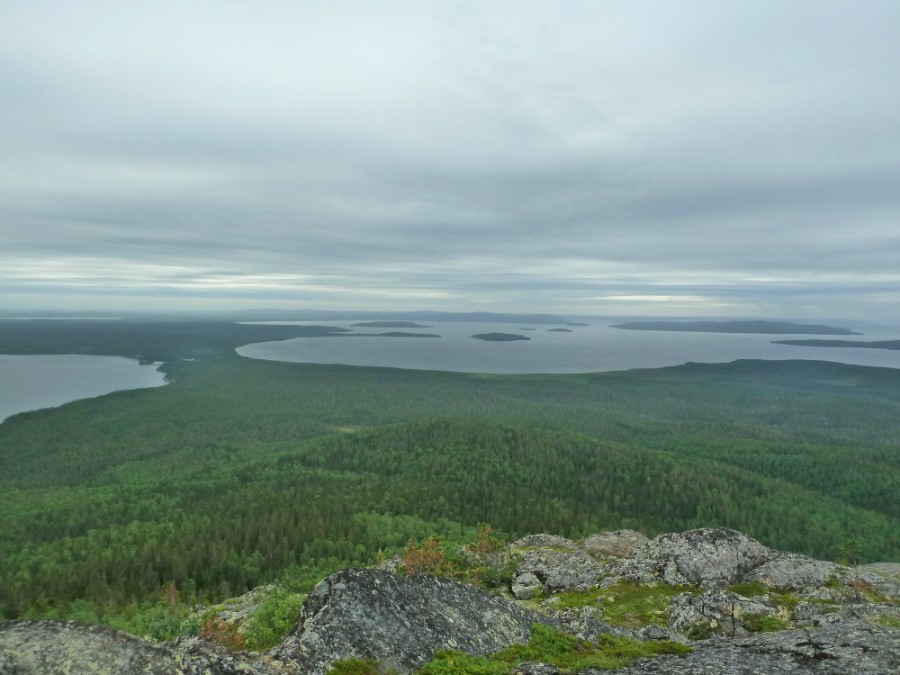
<box><xmin>773</xmin><ymin>338</ymin><xmax>900</xmax><ymax>351</ymax></box>
<box><xmin>611</xmin><ymin>320</ymin><xmax>860</xmax><ymax>335</ymax></box>
<box><xmin>547</xmin><ymin>328</ymin><xmax>572</xmax><ymax>333</ymax></box>
<box><xmin>350</xmin><ymin>321</ymin><xmax>432</xmax><ymax>328</ymax></box>
<box><xmin>471</xmin><ymin>333</ymin><xmax>531</xmax><ymax>342</ymax></box>
<box><xmin>519</xmin><ymin>327</ymin><xmax>537</xmax><ymax>331</ymax></box>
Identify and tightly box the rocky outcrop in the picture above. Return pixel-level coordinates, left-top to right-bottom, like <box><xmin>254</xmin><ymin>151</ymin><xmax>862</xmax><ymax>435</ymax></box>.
<box><xmin>511</xmin><ymin>535</ymin><xmax>605</xmax><ymax>594</ymax></box>
<box><xmin>745</xmin><ymin>553</ymin><xmax>838</xmax><ymax>590</ymax></box>
<box><xmin>612</xmin><ymin>621</ymin><xmax>900</xmax><ymax>674</ymax></box>
<box><xmin>2</xmin><ymin>528</ymin><xmax>897</xmax><ymax>675</ymax></box>
<box><xmin>0</xmin><ymin>619</ymin><xmax>279</xmax><ymax>675</ymax></box>
<box><xmin>607</xmin><ymin>528</ymin><xmax>775</xmax><ymax>586</ymax></box>
<box><xmin>668</xmin><ymin>589</ymin><xmax>779</xmax><ymax>636</ymax></box>
<box><xmin>270</xmin><ymin>567</ymin><xmax>556</xmax><ymax>674</ymax></box>
<box><xmin>581</xmin><ymin>530</ymin><xmax>649</xmax><ymax>559</ymax></box>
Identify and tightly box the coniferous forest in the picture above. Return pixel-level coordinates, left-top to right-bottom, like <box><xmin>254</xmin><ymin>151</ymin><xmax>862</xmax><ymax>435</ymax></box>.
<box><xmin>0</xmin><ymin>319</ymin><xmax>898</xmax><ymax>633</ymax></box>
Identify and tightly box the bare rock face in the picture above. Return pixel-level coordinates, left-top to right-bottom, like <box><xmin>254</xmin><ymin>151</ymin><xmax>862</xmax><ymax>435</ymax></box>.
<box><xmin>270</xmin><ymin>568</ymin><xmax>555</xmax><ymax>675</ymax></box>
<box><xmin>668</xmin><ymin>589</ymin><xmax>778</xmax><ymax>636</ymax></box>
<box><xmin>511</xmin><ymin>534</ymin><xmax>579</xmax><ymax>550</ymax></box>
<box><xmin>581</xmin><ymin>530</ymin><xmax>650</xmax><ymax>559</ymax></box>
<box><xmin>0</xmin><ymin>619</ymin><xmax>272</xmax><ymax>675</ymax></box>
<box><xmin>512</xmin><ymin>572</ymin><xmax>544</xmax><ymax>600</ymax></box>
<box><xmin>607</xmin><ymin>528</ymin><xmax>775</xmax><ymax>586</ymax></box>
<box><xmin>611</xmin><ymin>622</ymin><xmax>900</xmax><ymax>674</ymax></box>
<box><xmin>514</xmin><ymin>548</ymin><xmax>605</xmax><ymax>592</ymax></box>
<box><xmin>856</xmin><ymin>562</ymin><xmax>900</xmax><ymax>599</ymax></box>
<box><xmin>745</xmin><ymin>553</ymin><xmax>838</xmax><ymax>590</ymax></box>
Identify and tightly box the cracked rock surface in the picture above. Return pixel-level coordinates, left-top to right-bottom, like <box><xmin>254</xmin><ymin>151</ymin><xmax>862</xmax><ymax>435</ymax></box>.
<box><xmin>608</xmin><ymin>621</ymin><xmax>900</xmax><ymax>674</ymax></box>
<box><xmin>270</xmin><ymin>567</ymin><xmax>556</xmax><ymax>675</ymax></box>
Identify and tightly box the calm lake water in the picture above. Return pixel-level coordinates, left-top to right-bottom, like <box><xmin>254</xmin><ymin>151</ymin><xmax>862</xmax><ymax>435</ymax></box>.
<box><xmin>0</xmin><ymin>355</ymin><xmax>167</xmax><ymax>423</ymax></box>
<box><xmin>237</xmin><ymin>320</ymin><xmax>900</xmax><ymax>374</ymax></box>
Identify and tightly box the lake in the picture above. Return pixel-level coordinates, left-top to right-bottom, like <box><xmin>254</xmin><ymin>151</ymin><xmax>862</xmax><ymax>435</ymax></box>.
<box><xmin>236</xmin><ymin>320</ymin><xmax>900</xmax><ymax>374</ymax></box>
<box><xmin>0</xmin><ymin>355</ymin><xmax>168</xmax><ymax>423</ymax></box>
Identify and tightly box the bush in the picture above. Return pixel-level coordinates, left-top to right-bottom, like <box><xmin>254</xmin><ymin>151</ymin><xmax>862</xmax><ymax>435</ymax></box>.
<box><xmin>243</xmin><ymin>588</ymin><xmax>306</xmax><ymax>650</ymax></box>
<box><xmin>401</xmin><ymin>536</ymin><xmax>456</xmax><ymax>577</ymax></box>
<box><xmin>200</xmin><ymin>618</ymin><xmax>245</xmax><ymax>651</ymax></box>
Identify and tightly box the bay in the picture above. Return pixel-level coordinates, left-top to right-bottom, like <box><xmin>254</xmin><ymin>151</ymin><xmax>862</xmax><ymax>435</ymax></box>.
<box><xmin>0</xmin><ymin>355</ymin><xmax>167</xmax><ymax>423</ymax></box>
<box><xmin>237</xmin><ymin>320</ymin><xmax>900</xmax><ymax>374</ymax></box>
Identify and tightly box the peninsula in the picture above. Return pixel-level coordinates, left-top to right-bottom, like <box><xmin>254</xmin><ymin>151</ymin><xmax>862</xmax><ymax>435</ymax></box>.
<box><xmin>611</xmin><ymin>320</ymin><xmax>860</xmax><ymax>335</ymax></box>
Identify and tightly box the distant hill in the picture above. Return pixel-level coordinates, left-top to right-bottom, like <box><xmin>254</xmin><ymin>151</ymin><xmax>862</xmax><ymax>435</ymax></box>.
<box><xmin>611</xmin><ymin>320</ymin><xmax>860</xmax><ymax>335</ymax></box>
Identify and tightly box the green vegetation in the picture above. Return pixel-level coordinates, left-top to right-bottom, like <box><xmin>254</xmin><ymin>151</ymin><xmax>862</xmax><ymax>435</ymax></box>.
<box><xmin>327</xmin><ymin>658</ymin><xmax>398</xmax><ymax>675</ymax></box>
<box><xmin>741</xmin><ymin>614</ymin><xmax>791</xmax><ymax>633</ymax></box>
<box><xmin>242</xmin><ymin>588</ymin><xmax>307</xmax><ymax>650</ymax></box>
<box><xmin>548</xmin><ymin>582</ymin><xmax>695</xmax><ymax>628</ymax></box>
<box><xmin>418</xmin><ymin>623</ymin><xmax>690</xmax><ymax>673</ymax></box>
<box><xmin>1</xmin><ymin>320</ymin><xmax>899</xmax><ymax>639</ymax></box>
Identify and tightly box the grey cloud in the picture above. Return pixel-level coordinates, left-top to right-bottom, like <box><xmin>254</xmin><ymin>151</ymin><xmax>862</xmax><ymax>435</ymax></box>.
<box><xmin>1</xmin><ymin>1</ymin><xmax>899</xmax><ymax>318</ymax></box>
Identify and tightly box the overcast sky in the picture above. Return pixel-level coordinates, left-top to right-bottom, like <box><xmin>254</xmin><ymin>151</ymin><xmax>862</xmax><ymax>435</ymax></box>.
<box><xmin>2</xmin><ymin>1</ymin><xmax>899</xmax><ymax>318</ymax></box>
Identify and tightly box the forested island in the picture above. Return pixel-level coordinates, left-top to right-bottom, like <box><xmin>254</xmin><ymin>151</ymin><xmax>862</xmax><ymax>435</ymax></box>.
<box><xmin>0</xmin><ymin>317</ymin><xmax>897</xmax><ymax>652</ymax></box>
<box><xmin>471</xmin><ymin>333</ymin><xmax>531</xmax><ymax>341</ymax></box>
<box><xmin>547</xmin><ymin>328</ymin><xmax>572</xmax><ymax>332</ymax></box>
<box><xmin>611</xmin><ymin>320</ymin><xmax>860</xmax><ymax>335</ymax></box>
<box><xmin>773</xmin><ymin>338</ymin><xmax>900</xmax><ymax>350</ymax></box>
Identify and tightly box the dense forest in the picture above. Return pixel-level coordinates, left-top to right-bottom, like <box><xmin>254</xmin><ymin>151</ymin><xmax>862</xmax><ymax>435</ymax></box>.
<box><xmin>0</xmin><ymin>319</ymin><xmax>898</xmax><ymax>635</ymax></box>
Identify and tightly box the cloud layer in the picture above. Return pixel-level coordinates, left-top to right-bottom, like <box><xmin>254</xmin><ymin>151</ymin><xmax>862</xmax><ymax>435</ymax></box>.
<box><xmin>3</xmin><ymin>1</ymin><xmax>899</xmax><ymax>317</ymax></box>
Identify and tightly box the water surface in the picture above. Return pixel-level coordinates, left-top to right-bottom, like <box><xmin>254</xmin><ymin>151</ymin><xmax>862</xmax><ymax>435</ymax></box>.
<box><xmin>0</xmin><ymin>355</ymin><xmax>167</xmax><ymax>423</ymax></box>
<box><xmin>237</xmin><ymin>320</ymin><xmax>900</xmax><ymax>374</ymax></box>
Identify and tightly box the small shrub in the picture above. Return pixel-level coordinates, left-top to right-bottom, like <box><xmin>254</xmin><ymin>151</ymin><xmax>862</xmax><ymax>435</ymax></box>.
<box><xmin>200</xmin><ymin>618</ymin><xmax>245</xmax><ymax>651</ymax></box>
<box><xmin>401</xmin><ymin>536</ymin><xmax>456</xmax><ymax>577</ymax></box>
<box><xmin>471</xmin><ymin>523</ymin><xmax>504</xmax><ymax>556</ymax></box>
<box><xmin>243</xmin><ymin>588</ymin><xmax>306</xmax><ymax>650</ymax></box>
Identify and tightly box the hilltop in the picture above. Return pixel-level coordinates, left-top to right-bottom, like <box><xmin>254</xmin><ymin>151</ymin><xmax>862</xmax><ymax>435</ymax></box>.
<box><xmin>1</xmin><ymin>527</ymin><xmax>897</xmax><ymax>673</ymax></box>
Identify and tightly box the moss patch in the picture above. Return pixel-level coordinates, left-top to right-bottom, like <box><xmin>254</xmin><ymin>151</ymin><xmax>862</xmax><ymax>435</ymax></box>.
<box><xmin>417</xmin><ymin>623</ymin><xmax>690</xmax><ymax>673</ymax></box>
<box><xmin>742</xmin><ymin>614</ymin><xmax>790</xmax><ymax>633</ymax></box>
<box><xmin>548</xmin><ymin>581</ymin><xmax>696</xmax><ymax>628</ymax></box>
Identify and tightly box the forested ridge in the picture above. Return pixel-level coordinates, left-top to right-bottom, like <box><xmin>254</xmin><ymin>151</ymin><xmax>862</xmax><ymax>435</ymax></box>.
<box><xmin>1</xmin><ymin>321</ymin><xmax>898</xmax><ymax>635</ymax></box>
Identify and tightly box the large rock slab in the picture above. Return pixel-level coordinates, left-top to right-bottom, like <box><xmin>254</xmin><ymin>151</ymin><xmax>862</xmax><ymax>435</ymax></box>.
<box><xmin>668</xmin><ymin>589</ymin><xmax>778</xmax><ymax>636</ymax></box>
<box><xmin>608</xmin><ymin>528</ymin><xmax>775</xmax><ymax>587</ymax></box>
<box><xmin>270</xmin><ymin>568</ymin><xmax>555</xmax><ymax>674</ymax></box>
<box><xmin>745</xmin><ymin>553</ymin><xmax>838</xmax><ymax>591</ymax></box>
<box><xmin>610</xmin><ymin>622</ymin><xmax>900</xmax><ymax>674</ymax></box>
<box><xmin>581</xmin><ymin>530</ymin><xmax>649</xmax><ymax>559</ymax></box>
<box><xmin>515</xmin><ymin>548</ymin><xmax>605</xmax><ymax>592</ymax></box>
<box><xmin>0</xmin><ymin>619</ymin><xmax>274</xmax><ymax>675</ymax></box>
